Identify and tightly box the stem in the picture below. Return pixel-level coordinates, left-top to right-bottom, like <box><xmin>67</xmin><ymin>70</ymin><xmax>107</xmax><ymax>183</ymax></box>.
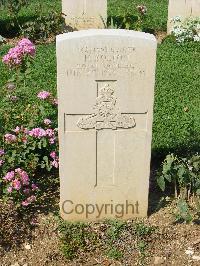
<box><xmin>174</xmin><ymin>179</ymin><xmax>178</xmax><ymax>198</ymax></box>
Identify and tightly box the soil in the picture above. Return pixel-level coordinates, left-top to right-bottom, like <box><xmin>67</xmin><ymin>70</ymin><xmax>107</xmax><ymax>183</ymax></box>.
<box><xmin>0</xmin><ymin>185</ymin><xmax>200</xmax><ymax>266</ymax></box>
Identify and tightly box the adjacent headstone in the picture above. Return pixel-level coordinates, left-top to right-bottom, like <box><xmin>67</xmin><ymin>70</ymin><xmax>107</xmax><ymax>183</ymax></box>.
<box><xmin>57</xmin><ymin>30</ymin><xmax>157</xmax><ymax>221</ymax></box>
<box><xmin>168</xmin><ymin>0</ymin><xmax>200</xmax><ymax>33</ymax></box>
<box><xmin>62</xmin><ymin>0</ymin><xmax>107</xmax><ymax>30</ymax></box>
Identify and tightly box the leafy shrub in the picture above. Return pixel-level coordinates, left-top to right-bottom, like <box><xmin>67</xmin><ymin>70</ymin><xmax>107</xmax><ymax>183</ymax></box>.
<box><xmin>59</xmin><ymin>222</ymin><xmax>98</xmax><ymax>259</ymax></box>
<box><xmin>171</xmin><ymin>16</ymin><xmax>200</xmax><ymax>43</ymax></box>
<box><xmin>175</xmin><ymin>198</ymin><xmax>193</xmax><ymax>223</ymax></box>
<box><xmin>0</xmin><ymin>0</ymin><xmax>29</xmax><ymax>31</ymax></box>
<box><xmin>157</xmin><ymin>154</ymin><xmax>200</xmax><ymax>223</ymax></box>
<box><xmin>157</xmin><ymin>154</ymin><xmax>200</xmax><ymax>199</ymax></box>
<box><xmin>106</xmin><ymin>5</ymin><xmax>149</xmax><ymax>31</ymax></box>
<box><xmin>21</xmin><ymin>11</ymin><xmax>66</xmax><ymax>41</ymax></box>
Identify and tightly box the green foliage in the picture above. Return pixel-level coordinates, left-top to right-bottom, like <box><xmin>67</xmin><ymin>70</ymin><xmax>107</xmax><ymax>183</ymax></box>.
<box><xmin>107</xmin><ymin>13</ymin><xmax>143</xmax><ymax>31</ymax></box>
<box><xmin>0</xmin><ymin>0</ymin><xmax>29</xmax><ymax>32</ymax></box>
<box><xmin>106</xmin><ymin>247</ymin><xmax>123</xmax><ymax>260</ymax></box>
<box><xmin>175</xmin><ymin>199</ymin><xmax>193</xmax><ymax>223</ymax></box>
<box><xmin>134</xmin><ymin>222</ymin><xmax>156</xmax><ymax>237</ymax></box>
<box><xmin>0</xmin><ymin>0</ymin><xmax>28</xmax><ymax>15</ymax></box>
<box><xmin>0</xmin><ymin>44</ymin><xmax>57</xmax><ymax>131</ymax></box>
<box><xmin>105</xmin><ymin>220</ymin><xmax>126</xmax><ymax>243</ymax></box>
<box><xmin>21</xmin><ymin>11</ymin><xmax>66</xmax><ymax>41</ymax></box>
<box><xmin>58</xmin><ymin>221</ymin><xmax>98</xmax><ymax>259</ymax></box>
<box><xmin>157</xmin><ymin>154</ymin><xmax>200</xmax><ymax>199</ymax></box>
<box><xmin>0</xmin><ymin>0</ymin><xmax>61</xmax><ymax>37</ymax></box>
<box><xmin>108</xmin><ymin>0</ymin><xmax>168</xmax><ymax>31</ymax></box>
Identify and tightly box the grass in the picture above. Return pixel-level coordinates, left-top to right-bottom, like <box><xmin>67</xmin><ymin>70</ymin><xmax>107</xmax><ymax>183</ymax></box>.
<box><xmin>0</xmin><ymin>0</ymin><xmax>168</xmax><ymax>36</ymax></box>
<box><xmin>1</xmin><ymin>38</ymin><xmax>199</xmax><ymax>157</ymax></box>
<box><xmin>153</xmin><ymin>38</ymin><xmax>200</xmax><ymax>159</ymax></box>
<box><xmin>108</xmin><ymin>0</ymin><xmax>168</xmax><ymax>31</ymax></box>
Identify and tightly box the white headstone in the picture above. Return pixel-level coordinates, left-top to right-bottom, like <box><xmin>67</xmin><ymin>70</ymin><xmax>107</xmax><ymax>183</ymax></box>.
<box><xmin>62</xmin><ymin>0</ymin><xmax>107</xmax><ymax>30</ymax></box>
<box><xmin>57</xmin><ymin>30</ymin><xmax>157</xmax><ymax>221</ymax></box>
<box><xmin>168</xmin><ymin>0</ymin><xmax>200</xmax><ymax>33</ymax></box>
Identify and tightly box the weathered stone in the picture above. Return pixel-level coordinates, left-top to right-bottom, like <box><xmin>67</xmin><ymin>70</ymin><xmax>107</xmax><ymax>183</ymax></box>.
<box><xmin>62</xmin><ymin>0</ymin><xmax>107</xmax><ymax>30</ymax></box>
<box><xmin>56</xmin><ymin>30</ymin><xmax>157</xmax><ymax>221</ymax></box>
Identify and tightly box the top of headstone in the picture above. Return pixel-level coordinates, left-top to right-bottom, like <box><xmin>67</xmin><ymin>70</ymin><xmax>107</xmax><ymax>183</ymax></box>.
<box><xmin>56</xmin><ymin>29</ymin><xmax>157</xmax><ymax>43</ymax></box>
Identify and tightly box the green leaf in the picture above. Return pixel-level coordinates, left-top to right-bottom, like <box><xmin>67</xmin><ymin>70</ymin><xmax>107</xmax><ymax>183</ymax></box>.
<box><xmin>164</xmin><ymin>174</ymin><xmax>171</xmax><ymax>182</ymax></box>
<box><xmin>196</xmin><ymin>189</ymin><xmax>200</xmax><ymax>196</ymax></box>
<box><xmin>157</xmin><ymin>175</ymin><xmax>165</xmax><ymax>191</ymax></box>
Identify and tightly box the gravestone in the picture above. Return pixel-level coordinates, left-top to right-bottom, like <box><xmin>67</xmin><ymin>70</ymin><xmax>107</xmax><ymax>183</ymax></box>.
<box><xmin>62</xmin><ymin>0</ymin><xmax>107</xmax><ymax>30</ymax></box>
<box><xmin>57</xmin><ymin>30</ymin><xmax>157</xmax><ymax>221</ymax></box>
<box><xmin>168</xmin><ymin>0</ymin><xmax>200</xmax><ymax>33</ymax></box>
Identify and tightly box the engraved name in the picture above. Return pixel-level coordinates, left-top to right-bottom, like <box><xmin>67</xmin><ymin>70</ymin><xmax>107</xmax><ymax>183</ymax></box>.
<box><xmin>66</xmin><ymin>46</ymin><xmax>145</xmax><ymax>78</ymax></box>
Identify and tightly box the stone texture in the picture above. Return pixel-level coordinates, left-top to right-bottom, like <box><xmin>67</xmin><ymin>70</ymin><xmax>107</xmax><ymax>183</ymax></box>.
<box><xmin>62</xmin><ymin>0</ymin><xmax>107</xmax><ymax>30</ymax></box>
<box><xmin>168</xmin><ymin>0</ymin><xmax>200</xmax><ymax>33</ymax></box>
<box><xmin>56</xmin><ymin>30</ymin><xmax>157</xmax><ymax>221</ymax></box>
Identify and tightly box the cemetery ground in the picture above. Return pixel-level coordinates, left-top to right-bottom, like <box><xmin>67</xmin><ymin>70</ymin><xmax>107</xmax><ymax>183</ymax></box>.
<box><xmin>0</xmin><ymin>0</ymin><xmax>200</xmax><ymax>265</ymax></box>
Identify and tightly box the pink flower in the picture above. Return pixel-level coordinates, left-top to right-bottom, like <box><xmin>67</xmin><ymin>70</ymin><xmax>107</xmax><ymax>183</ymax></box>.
<box><xmin>49</xmin><ymin>138</ymin><xmax>56</xmax><ymax>144</ymax></box>
<box><xmin>31</xmin><ymin>184</ymin><xmax>38</xmax><ymax>191</ymax></box>
<box><xmin>5</xmin><ymin>133</ymin><xmax>17</xmax><ymax>143</ymax></box>
<box><xmin>3</xmin><ymin>171</ymin><xmax>15</xmax><ymax>182</ymax></box>
<box><xmin>2</xmin><ymin>38</ymin><xmax>35</xmax><ymax>67</ymax></box>
<box><xmin>21</xmin><ymin>172</ymin><xmax>29</xmax><ymax>185</ymax></box>
<box><xmin>0</xmin><ymin>149</ymin><xmax>4</xmax><ymax>156</ymax></box>
<box><xmin>13</xmin><ymin>126</ymin><xmax>20</xmax><ymax>133</ymax></box>
<box><xmin>27</xmin><ymin>195</ymin><xmax>36</xmax><ymax>203</ymax></box>
<box><xmin>7</xmin><ymin>186</ymin><xmax>13</xmax><ymax>193</ymax></box>
<box><xmin>51</xmin><ymin>160</ymin><xmax>59</xmax><ymax>168</ymax></box>
<box><xmin>2</xmin><ymin>46</ymin><xmax>23</xmax><ymax>66</ymax></box>
<box><xmin>17</xmin><ymin>38</ymin><xmax>36</xmax><ymax>57</ymax></box>
<box><xmin>12</xmin><ymin>179</ymin><xmax>21</xmax><ymax>190</ymax></box>
<box><xmin>46</xmin><ymin>129</ymin><xmax>54</xmax><ymax>137</ymax></box>
<box><xmin>24</xmin><ymin>128</ymin><xmax>29</xmax><ymax>134</ymax></box>
<box><xmin>44</xmin><ymin>119</ymin><xmax>51</xmax><ymax>125</ymax></box>
<box><xmin>29</xmin><ymin>128</ymin><xmax>46</xmax><ymax>138</ymax></box>
<box><xmin>0</xmin><ymin>160</ymin><xmax>4</xmax><ymax>167</ymax></box>
<box><xmin>23</xmin><ymin>188</ymin><xmax>30</xmax><ymax>195</ymax></box>
<box><xmin>22</xmin><ymin>200</ymin><xmax>29</xmax><ymax>207</ymax></box>
<box><xmin>37</xmin><ymin>91</ymin><xmax>51</xmax><ymax>100</ymax></box>
<box><xmin>15</xmin><ymin>168</ymin><xmax>29</xmax><ymax>185</ymax></box>
<box><xmin>50</xmin><ymin>151</ymin><xmax>56</xmax><ymax>159</ymax></box>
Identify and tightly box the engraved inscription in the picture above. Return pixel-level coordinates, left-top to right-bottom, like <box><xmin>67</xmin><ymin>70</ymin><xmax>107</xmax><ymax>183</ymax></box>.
<box><xmin>66</xmin><ymin>45</ymin><xmax>145</xmax><ymax>78</ymax></box>
<box><xmin>77</xmin><ymin>83</ymin><xmax>136</xmax><ymax>130</ymax></box>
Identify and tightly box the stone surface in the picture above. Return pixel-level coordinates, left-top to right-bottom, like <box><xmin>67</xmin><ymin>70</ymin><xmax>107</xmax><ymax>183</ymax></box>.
<box><xmin>62</xmin><ymin>0</ymin><xmax>107</xmax><ymax>30</ymax></box>
<box><xmin>56</xmin><ymin>30</ymin><xmax>157</xmax><ymax>221</ymax></box>
<box><xmin>168</xmin><ymin>0</ymin><xmax>200</xmax><ymax>33</ymax></box>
